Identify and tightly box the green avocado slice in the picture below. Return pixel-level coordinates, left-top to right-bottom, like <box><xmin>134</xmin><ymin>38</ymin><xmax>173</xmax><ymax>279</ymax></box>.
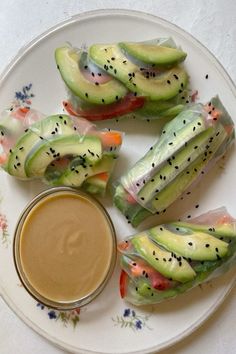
<box><xmin>25</xmin><ymin>135</ymin><xmax>102</xmax><ymax>178</ymax></box>
<box><xmin>7</xmin><ymin>115</ymin><xmax>76</xmax><ymax>179</ymax></box>
<box><xmin>137</xmin><ymin>127</ymin><xmax>214</xmax><ymax>205</ymax></box>
<box><xmin>149</xmin><ymin>226</ymin><xmax>229</xmax><ymax>261</ymax></box>
<box><xmin>89</xmin><ymin>44</ymin><xmax>188</xmax><ymax>101</ymax></box>
<box><xmin>119</xmin><ymin>42</ymin><xmax>187</xmax><ymax>65</ymax></box>
<box><xmin>131</xmin><ymin>234</ymin><xmax>196</xmax><ymax>283</ymax></box>
<box><xmin>53</xmin><ymin>153</ymin><xmax>114</xmax><ymax>187</ymax></box>
<box><xmin>55</xmin><ymin>47</ymin><xmax>128</xmax><ymax>105</ymax></box>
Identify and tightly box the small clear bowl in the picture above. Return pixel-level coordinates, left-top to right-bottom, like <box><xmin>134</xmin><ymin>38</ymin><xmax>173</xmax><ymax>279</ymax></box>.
<box><xmin>13</xmin><ymin>187</ymin><xmax>117</xmax><ymax>310</ymax></box>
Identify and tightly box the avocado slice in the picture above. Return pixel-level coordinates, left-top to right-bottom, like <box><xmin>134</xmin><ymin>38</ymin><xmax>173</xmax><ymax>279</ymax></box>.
<box><xmin>89</xmin><ymin>44</ymin><xmax>188</xmax><ymax>101</ymax></box>
<box><xmin>131</xmin><ymin>234</ymin><xmax>196</xmax><ymax>283</ymax></box>
<box><xmin>121</xmin><ymin>112</ymin><xmax>207</xmax><ymax>194</ymax></box>
<box><xmin>7</xmin><ymin>130</ymin><xmax>42</xmax><ymax>179</ymax></box>
<box><xmin>25</xmin><ymin>135</ymin><xmax>102</xmax><ymax>177</ymax></box>
<box><xmin>55</xmin><ymin>47</ymin><xmax>128</xmax><ymax>105</ymax></box>
<box><xmin>171</xmin><ymin>221</ymin><xmax>236</xmax><ymax>239</ymax></box>
<box><xmin>113</xmin><ymin>184</ymin><xmax>151</xmax><ymax>227</ymax></box>
<box><xmin>137</xmin><ymin>127</ymin><xmax>214</xmax><ymax>205</ymax></box>
<box><xmin>148</xmin><ymin>226</ymin><xmax>228</xmax><ymax>261</ymax></box>
<box><xmin>150</xmin><ymin>124</ymin><xmax>228</xmax><ymax>212</ymax></box>
<box><xmin>82</xmin><ymin>173</ymin><xmax>109</xmax><ymax>195</ymax></box>
<box><xmin>53</xmin><ymin>153</ymin><xmax>114</xmax><ymax>187</ymax></box>
<box><xmin>119</xmin><ymin>42</ymin><xmax>187</xmax><ymax>65</ymax></box>
<box><xmin>7</xmin><ymin>115</ymin><xmax>76</xmax><ymax>179</ymax></box>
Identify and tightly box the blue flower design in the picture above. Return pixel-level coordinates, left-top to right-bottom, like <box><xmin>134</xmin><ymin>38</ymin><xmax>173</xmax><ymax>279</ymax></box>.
<box><xmin>15</xmin><ymin>83</ymin><xmax>34</xmax><ymax>103</ymax></box>
<box><xmin>48</xmin><ymin>310</ymin><xmax>57</xmax><ymax>320</ymax></box>
<box><xmin>135</xmin><ymin>320</ymin><xmax>142</xmax><ymax>329</ymax></box>
<box><xmin>36</xmin><ymin>302</ymin><xmax>45</xmax><ymax>310</ymax></box>
<box><xmin>123</xmin><ymin>308</ymin><xmax>131</xmax><ymax>317</ymax></box>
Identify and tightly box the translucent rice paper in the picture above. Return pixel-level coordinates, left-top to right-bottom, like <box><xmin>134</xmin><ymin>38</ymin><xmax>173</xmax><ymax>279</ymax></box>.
<box><xmin>0</xmin><ymin>104</ymin><xmax>123</xmax><ymax>194</ymax></box>
<box><xmin>118</xmin><ymin>208</ymin><xmax>236</xmax><ymax>306</ymax></box>
<box><xmin>60</xmin><ymin>38</ymin><xmax>189</xmax><ymax>121</ymax></box>
<box><xmin>114</xmin><ymin>96</ymin><xmax>235</xmax><ymax>226</ymax></box>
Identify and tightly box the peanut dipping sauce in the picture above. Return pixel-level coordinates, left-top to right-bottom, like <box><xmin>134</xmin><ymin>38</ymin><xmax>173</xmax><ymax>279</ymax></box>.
<box><xmin>14</xmin><ymin>189</ymin><xmax>116</xmax><ymax>308</ymax></box>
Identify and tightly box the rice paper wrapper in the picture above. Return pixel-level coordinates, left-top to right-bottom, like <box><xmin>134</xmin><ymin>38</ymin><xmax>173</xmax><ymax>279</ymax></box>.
<box><xmin>118</xmin><ymin>208</ymin><xmax>236</xmax><ymax>306</ymax></box>
<box><xmin>0</xmin><ymin>104</ymin><xmax>123</xmax><ymax>194</ymax></box>
<box><xmin>115</xmin><ymin>96</ymin><xmax>234</xmax><ymax>223</ymax></box>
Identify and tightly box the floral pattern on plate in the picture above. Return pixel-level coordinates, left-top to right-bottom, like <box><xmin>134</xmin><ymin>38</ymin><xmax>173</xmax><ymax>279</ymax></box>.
<box><xmin>37</xmin><ymin>303</ymin><xmax>82</xmax><ymax>328</ymax></box>
<box><xmin>14</xmin><ymin>83</ymin><xmax>35</xmax><ymax>106</ymax></box>
<box><xmin>112</xmin><ymin>308</ymin><xmax>152</xmax><ymax>331</ymax></box>
<box><xmin>0</xmin><ymin>212</ymin><xmax>9</xmax><ymax>247</ymax></box>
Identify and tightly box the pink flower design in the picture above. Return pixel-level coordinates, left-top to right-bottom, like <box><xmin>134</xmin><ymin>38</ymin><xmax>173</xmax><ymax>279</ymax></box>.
<box><xmin>0</xmin><ymin>213</ymin><xmax>9</xmax><ymax>246</ymax></box>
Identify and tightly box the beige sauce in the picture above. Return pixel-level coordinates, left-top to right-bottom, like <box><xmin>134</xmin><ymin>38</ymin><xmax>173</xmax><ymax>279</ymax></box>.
<box><xmin>19</xmin><ymin>192</ymin><xmax>114</xmax><ymax>302</ymax></box>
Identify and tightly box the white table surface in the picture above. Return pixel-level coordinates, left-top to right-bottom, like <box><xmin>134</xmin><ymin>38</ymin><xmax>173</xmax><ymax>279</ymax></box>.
<box><xmin>0</xmin><ymin>0</ymin><xmax>236</xmax><ymax>353</ymax></box>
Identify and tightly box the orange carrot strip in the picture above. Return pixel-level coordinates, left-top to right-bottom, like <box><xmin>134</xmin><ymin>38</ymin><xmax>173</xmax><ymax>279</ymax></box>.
<box><xmin>98</xmin><ymin>131</ymin><xmax>122</xmax><ymax>147</ymax></box>
<box><xmin>92</xmin><ymin>172</ymin><xmax>109</xmax><ymax>182</ymax></box>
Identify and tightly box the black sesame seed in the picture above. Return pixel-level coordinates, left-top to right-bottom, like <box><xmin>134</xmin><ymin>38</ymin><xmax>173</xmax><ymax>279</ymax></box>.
<box><xmin>187</xmin><ymin>215</ymin><xmax>191</xmax><ymax>219</ymax></box>
<box><xmin>188</xmin><ymin>157</ymin><xmax>191</xmax><ymax>162</ymax></box>
<box><xmin>179</xmin><ymin>261</ymin><xmax>182</xmax><ymax>267</ymax></box>
<box><xmin>167</xmin><ymin>80</ymin><xmax>171</xmax><ymax>84</ymax></box>
<box><xmin>85</xmin><ymin>93</ymin><xmax>88</xmax><ymax>98</ymax></box>
<box><xmin>102</xmin><ymin>99</ymin><xmax>105</xmax><ymax>103</ymax></box>
<box><xmin>155</xmin><ymin>257</ymin><xmax>159</xmax><ymax>261</ymax></box>
<box><xmin>163</xmin><ymin>258</ymin><xmax>166</xmax><ymax>262</ymax></box>
<box><xmin>168</xmin><ymin>258</ymin><xmax>172</xmax><ymax>262</ymax></box>
<box><xmin>205</xmin><ymin>74</ymin><xmax>209</xmax><ymax>79</ymax></box>
<box><xmin>205</xmin><ymin>244</ymin><xmax>210</xmax><ymax>248</ymax></box>
<box><xmin>153</xmin><ymin>250</ymin><xmax>156</xmax><ymax>256</ymax></box>
<box><xmin>140</xmin><ymin>197</ymin><xmax>145</xmax><ymax>201</ymax></box>
<box><xmin>174</xmin><ymin>74</ymin><xmax>179</xmax><ymax>80</ymax></box>
<box><xmin>155</xmin><ymin>189</ymin><xmax>159</xmax><ymax>193</ymax></box>
<box><xmin>95</xmin><ymin>82</ymin><xmax>99</xmax><ymax>86</ymax></box>
<box><xmin>217</xmin><ymin>254</ymin><xmax>221</xmax><ymax>260</ymax></box>
<box><xmin>152</xmin><ymin>163</ymin><xmax>155</xmax><ymax>168</ymax></box>
<box><xmin>195</xmin><ymin>204</ymin><xmax>199</xmax><ymax>208</ymax></box>
<box><xmin>175</xmin><ymin>166</ymin><xmax>179</xmax><ymax>170</ymax></box>
<box><xmin>215</xmin><ymin>247</ymin><xmax>219</xmax><ymax>253</ymax></box>
<box><xmin>111</xmin><ymin>57</ymin><xmax>115</xmax><ymax>61</ymax></box>
<box><xmin>188</xmin><ymin>242</ymin><xmax>193</xmax><ymax>246</ymax></box>
<box><xmin>183</xmin><ymin>120</ymin><xmax>186</xmax><ymax>124</ymax></box>
<box><xmin>136</xmin><ymin>183</ymin><xmax>140</xmax><ymax>187</ymax></box>
<box><xmin>151</xmin><ymin>179</ymin><xmax>155</xmax><ymax>182</ymax></box>
<box><xmin>187</xmin><ymin>191</ymin><xmax>191</xmax><ymax>195</ymax></box>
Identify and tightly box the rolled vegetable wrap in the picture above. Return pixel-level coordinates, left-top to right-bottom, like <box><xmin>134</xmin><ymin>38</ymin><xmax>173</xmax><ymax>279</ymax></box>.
<box><xmin>0</xmin><ymin>105</ymin><xmax>123</xmax><ymax>195</ymax></box>
<box><xmin>114</xmin><ymin>96</ymin><xmax>235</xmax><ymax>226</ymax></box>
<box><xmin>118</xmin><ymin>208</ymin><xmax>236</xmax><ymax>306</ymax></box>
<box><xmin>55</xmin><ymin>38</ymin><xmax>190</xmax><ymax>121</ymax></box>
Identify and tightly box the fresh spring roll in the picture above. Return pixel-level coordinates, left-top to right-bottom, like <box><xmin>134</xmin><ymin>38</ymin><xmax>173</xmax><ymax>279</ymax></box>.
<box><xmin>55</xmin><ymin>38</ymin><xmax>190</xmax><ymax>121</ymax></box>
<box><xmin>0</xmin><ymin>105</ymin><xmax>123</xmax><ymax>195</ymax></box>
<box><xmin>118</xmin><ymin>207</ymin><xmax>236</xmax><ymax>306</ymax></box>
<box><xmin>114</xmin><ymin>96</ymin><xmax>235</xmax><ymax>226</ymax></box>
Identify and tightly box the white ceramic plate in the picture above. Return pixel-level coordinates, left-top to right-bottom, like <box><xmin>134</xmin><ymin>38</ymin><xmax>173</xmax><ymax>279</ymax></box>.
<box><xmin>0</xmin><ymin>9</ymin><xmax>235</xmax><ymax>354</ymax></box>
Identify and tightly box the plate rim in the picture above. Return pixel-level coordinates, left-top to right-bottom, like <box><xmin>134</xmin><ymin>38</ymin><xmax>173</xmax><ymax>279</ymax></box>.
<box><xmin>0</xmin><ymin>8</ymin><xmax>236</xmax><ymax>354</ymax></box>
